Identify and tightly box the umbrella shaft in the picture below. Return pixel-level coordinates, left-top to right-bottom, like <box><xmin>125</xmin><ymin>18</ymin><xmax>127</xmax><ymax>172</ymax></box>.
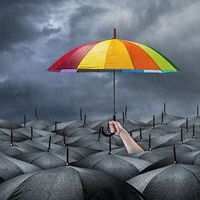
<box><xmin>113</xmin><ymin>70</ymin><xmax>116</xmax><ymax>120</ymax></box>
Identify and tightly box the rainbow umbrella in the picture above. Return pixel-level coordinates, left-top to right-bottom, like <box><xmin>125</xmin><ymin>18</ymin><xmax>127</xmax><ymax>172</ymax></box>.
<box><xmin>48</xmin><ymin>29</ymin><xmax>180</xmax><ymax>133</ymax></box>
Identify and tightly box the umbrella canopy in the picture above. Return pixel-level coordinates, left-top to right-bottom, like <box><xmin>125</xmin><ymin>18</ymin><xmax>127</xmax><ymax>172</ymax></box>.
<box><xmin>15</xmin><ymin>151</ymin><xmax>67</xmax><ymax>169</ymax></box>
<box><xmin>127</xmin><ymin>164</ymin><xmax>200</xmax><ymax>200</ymax></box>
<box><xmin>0</xmin><ymin>153</ymin><xmax>39</xmax><ymax>183</ymax></box>
<box><xmin>178</xmin><ymin>150</ymin><xmax>200</xmax><ymax>165</ymax></box>
<box><xmin>0</xmin><ymin>128</ymin><xmax>29</xmax><ymax>142</ymax></box>
<box><xmin>48</xmin><ymin>29</ymin><xmax>179</xmax><ymax>73</ymax></box>
<box><xmin>26</xmin><ymin>120</ymin><xmax>53</xmax><ymax>130</ymax></box>
<box><xmin>7</xmin><ymin>166</ymin><xmax>146</xmax><ymax>200</ymax></box>
<box><xmin>73</xmin><ymin>151</ymin><xmax>151</xmax><ymax>181</ymax></box>
<box><xmin>0</xmin><ymin>173</ymin><xmax>34</xmax><ymax>200</ymax></box>
<box><xmin>53</xmin><ymin>146</ymin><xmax>99</xmax><ymax>161</ymax></box>
<box><xmin>15</xmin><ymin>136</ymin><xmax>68</xmax><ymax>169</ymax></box>
<box><xmin>0</xmin><ymin>119</ymin><xmax>21</xmax><ymax>129</ymax></box>
<box><xmin>48</xmin><ymin>28</ymin><xmax>179</xmax><ymax>122</ymax></box>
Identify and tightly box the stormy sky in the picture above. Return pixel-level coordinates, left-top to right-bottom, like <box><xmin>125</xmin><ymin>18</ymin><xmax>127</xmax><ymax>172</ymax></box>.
<box><xmin>0</xmin><ymin>0</ymin><xmax>200</xmax><ymax>123</ymax></box>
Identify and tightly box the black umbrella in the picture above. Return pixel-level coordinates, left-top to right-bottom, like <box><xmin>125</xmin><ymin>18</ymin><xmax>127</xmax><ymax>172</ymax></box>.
<box><xmin>127</xmin><ymin>163</ymin><xmax>200</xmax><ymax>200</ymax></box>
<box><xmin>0</xmin><ymin>128</ymin><xmax>29</xmax><ymax>142</ymax></box>
<box><xmin>15</xmin><ymin>136</ymin><xmax>68</xmax><ymax>169</ymax></box>
<box><xmin>73</xmin><ymin>151</ymin><xmax>151</xmax><ymax>181</ymax></box>
<box><xmin>178</xmin><ymin>150</ymin><xmax>200</xmax><ymax>166</ymax></box>
<box><xmin>0</xmin><ymin>131</ymin><xmax>31</xmax><ymax>156</ymax></box>
<box><xmin>70</xmin><ymin>128</ymin><xmax>120</xmax><ymax>151</ymax></box>
<box><xmin>0</xmin><ymin>119</ymin><xmax>21</xmax><ymax>129</ymax></box>
<box><xmin>151</xmin><ymin>144</ymin><xmax>198</xmax><ymax>158</ymax></box>
<box><xmin>53</xmin><ymin>137</ymin><xmax>99</xmax><ymax>161</ymax></box>
<box><xmin>0</xmin><ymin>152</ymin><xmax>39</xmax><ymax>183</ymax></box>
<box><xmin>26</xmin><ymin>110</ymin><xmax>54</xmax><ymax>130</ymax></box>
<box><xmin>45</xmin><ymin>120</ymin><xmax>76</xmax><ymax>132</ymax></box>
<box><xmin>0</xmin><ymin>173</ymin><xmax>34</xmax><ymax>200</ymax></box>
<box><xmin>7</xmin><ymin>166</ymin><xmax>146</xmax><ymax>200</ymax></box>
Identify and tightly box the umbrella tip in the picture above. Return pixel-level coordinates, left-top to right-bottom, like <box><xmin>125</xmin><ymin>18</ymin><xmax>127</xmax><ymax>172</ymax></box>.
<box><xmin>173</xmin><ymin>145</ymin><xmax>177</xmax><ymax>164</ymax></box>
<box><xmin>112</xmin><ymin>28</ymin><xmax>116</xmax><ymax>39</ymax></box>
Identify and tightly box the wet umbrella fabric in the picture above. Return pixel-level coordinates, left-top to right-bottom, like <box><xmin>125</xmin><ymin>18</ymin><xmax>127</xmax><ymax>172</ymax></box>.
<box><xmin>73</xmin><ymin>151</ymin><xmax>151</xmax><ymax>181</ymax></box>
<box><xmin>0</xmin><ymin>153</ymin><xmax>39</xmax><ymax>183</ymax></box>
<box><xmin>0</xmin><ymin>119</ymin><xmax>21</xmax><ymax>129</ymax></box>
<box><xmin>26</xmin><ymin>120</ymin><xmax>53</xmax><ymax>130</ymax></box>
<box><xmin>53</xmin><ymin>146</ymin><xmax>99</xmax><ymax>161</ymax></box>
<box><xmin>7</xmin><ymin>166</ymin><xmax>146</xmax><ymax>200</ymax></box>
<box><xmin>127</xmin><ymin>164</ymin><xmax>200</xmax><ymax>200</ymax></box>
<box><xmin>0</xmin><ymin>173</ymin><xmax>34</xmax><ymax>200</ymax></box>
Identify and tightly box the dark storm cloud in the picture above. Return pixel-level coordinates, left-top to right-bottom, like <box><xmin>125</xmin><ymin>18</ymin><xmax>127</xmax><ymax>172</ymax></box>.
<box><xmin>0</xmin><ymin>0</ymin><xmax>200</xmax><ymax>122</ymax></box>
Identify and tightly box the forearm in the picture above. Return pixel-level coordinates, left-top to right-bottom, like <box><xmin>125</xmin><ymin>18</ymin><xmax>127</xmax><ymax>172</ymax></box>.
<box><xmin>119</xmin><ymin>129</ymin><xmax>144</xmax><ymax>154</ymax></box>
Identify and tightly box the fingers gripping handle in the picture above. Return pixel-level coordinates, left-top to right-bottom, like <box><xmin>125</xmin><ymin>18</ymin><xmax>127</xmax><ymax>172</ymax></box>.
<box><xmin>100</xmin><ymin>124</ymin><xmax>115</xmax><ymax>137</ymax></box>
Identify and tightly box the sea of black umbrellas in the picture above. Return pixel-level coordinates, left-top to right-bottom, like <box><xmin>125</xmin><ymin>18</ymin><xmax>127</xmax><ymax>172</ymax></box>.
<box><xmin>1</xmin><ymin>106</ymin><xmax>200</xmax><ymax>200</ymax></box>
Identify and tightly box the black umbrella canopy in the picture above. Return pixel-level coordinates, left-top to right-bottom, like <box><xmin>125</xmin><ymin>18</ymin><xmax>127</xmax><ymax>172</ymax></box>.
<box><xmin>0</xmin><ymin>173</ymin><xmax>34</xmax><ymax>200</ymax></box>
<box><xmin>16</xmin><ymin>127</ymin><xmax>52</xmax><ymax>138</ymax></box>
<box><xmin>127</xmin><ymin>163</ymin><xmax>200</xmax><ymax>200</ymax></box>
<box><xmin>111</xmin><ymin>147</ymin><xmax>164</xmax><ymax>163</ymax></box>
<box><xmin>26</xmin><ymin>119</ymin><xmax>54</xmax><ymax>130</ymax></box>
<box><xmin>0</xmin><ymin>128</ymin><xmax>29</xmax><ymax>142</ymax></box>
<box><xmin>151</xmin><ymin>144</ymin><xmax>198</xmax><ymax>158</ymax></box>
<box><xmin>146</xmin><ymin>113</ymin><xmax>182</xmax><ymax>126</ymax></box>
<box><xmin>15</xmin><ymin>136</ymin><xmax>69</xmax><ymax>169</ymax></box>
<box><xmin>15</xmin><ymin>151</ymin><xmax>67</xmax><ymax>169</ymax></box>
<box><xmin>178</xmin><ymin>150</ymin><xmax>200</xmax><ymax>166</ymax></box>
<box><xmin>0</xmin><ymin>119</ymin><xmax>21</xmax><ymax>129</ymax></box>
<box><xmin>63</xmin><ymin>125</ymin><xmax>96</xmax><ymax>137</ymax></box>
<box><xmin>0</xmin><ymin>141</ymin><xmax>30</xmax><ymax>156</ymax></box>
<box><xmin>70</xmin><ymin>134</ymin><xmax>120</xmax><ymax>151</ymax></box>
<box><xmin>118</xmin><ymin>118</ymin><xmax>146</xmax><ymax>132</ymax></box>
<box><xmin>45</xmin><ymin>120</ymin><xmax>76</xmax><ymax>132</ymax></box>
<box><xmin>130</xmin><ymin>151</ymin><xmax>165</xmax><ymax>163</ymax></box>
<box><xmin>7</xmin><ymin>166</ymin><xmax>146</xmax><ymax>200</ymax></box>
<box><xmin>17</xmin><ymin>138</ymin><xmax>61</xmax><ymax>152</ymax></box>
<box><xmin>73</xmin><ymin>151</ymin><xmax>151</xmax><ymax>181</ymax></box>
<box><xmin>180</xmin><ymin>116</ymin><xmax>200</xmax><ymax>128</ymax></box>
<box><xmin>0</xmin><ymin>153</ymin><xmax>39</xmax><ymax>183</ymax></box>
<box><xmin>53</xmin><ymin>145</ymin><xmax>99</xmax><ymax>161</ymax></box>
<box><xmin>132</xmin><ymin>126</ymin><xmax>176</xmax><ymax>142</ymax></box>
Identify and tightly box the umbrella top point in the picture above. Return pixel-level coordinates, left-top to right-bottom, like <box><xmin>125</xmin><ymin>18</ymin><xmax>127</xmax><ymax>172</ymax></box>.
<box><xmin>112</xmin><ymin>28</ymin><xmax>117</xmax><ymax>39</ymax></box>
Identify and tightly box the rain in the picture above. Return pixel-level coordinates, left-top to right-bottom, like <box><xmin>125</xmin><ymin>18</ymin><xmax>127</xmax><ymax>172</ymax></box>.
<box><xmin>1</xmin><ymin>0</ymin><xmax>200</xmax><ymax>200</ymax></box>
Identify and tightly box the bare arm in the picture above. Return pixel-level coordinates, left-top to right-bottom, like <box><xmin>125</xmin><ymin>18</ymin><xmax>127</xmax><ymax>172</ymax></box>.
<box><xmin>109</xmin><ymin>121</ymin><xmax>144</xmax><ymax>154</ymax></box>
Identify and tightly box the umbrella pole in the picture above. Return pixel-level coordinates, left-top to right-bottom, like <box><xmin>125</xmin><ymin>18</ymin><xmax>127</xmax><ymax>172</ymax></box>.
<box><xmin>197</xmin><ymin>105</ymin><xmax>199</xmax><ymax>117</ymax></box>
<box><xmin>113</xmin><ymin>70</ymin><xmax>116</xmax><ymax>121</ymax></box>
<box><xmin>98</xmin><ymin>127</ymin><xmax>101</xmax><ymax>141</ymax></box>
<box><xmin>180</xmin><ymin>128</ymin><xmax>183</xmax><ymax>144</ymax></box>
<box><xmin>186</xmin><ymin>118</ymin><xmax>189</xmax><ymax>132</ymax></box>
<box><xmin>173</xmin><ymin>145</ymin><xmax>177</xmax><ymax>164</ymax></box>
<box><xmin>11</xmin><ymin>129</ymin><xmax>13</xmax><ymax>146</ymax></box>
<box><xmin>24</xmin><ymin>115</ymin><xmax>26</xmax><ymax>128</ymax></box>
<box><xmin>31</xmin><ymin>126</ymin><xmax>33</xmax><ymax>140</ymax></box>
<box><xmin>122</xmin><ymin>112</ymin><xmax>125</xmax><ymax>125</ymax></box>
<box><xmin>66</xmin><ymin>146</ymin><xmax>69</xmax><ymax>165</ymax></box>
<box><xmin>109</xmin><ymin>136</ymin><xmax>112</xmax><ymax>154</ymax></box>
<box><xmin>148</xmin><ymin>134</ymin><xmax>151</xmax><ymax>151</ymax></box>
<box><xmin>140</xmin><ymin>128</ymin><xmax>143</xmax><ymax>142</ymax></box>
<box><xmin>192</xmin><ymin>124</ymin><xmax>195</xmax><ymax>138</ymax></box>
<box><xmin>63</xmin><ymin>131</ymin><xmax>66</xmax><ymax>146</ymax></box>
<box><xmin>48</xmin><ymin>136</ymin><xmax>51</xmax><ymax>152</ymax></box>
<box><xmin>54</xmin><ymin>121</ymin><xmax>57</xmax><ymax>134</ymax></box>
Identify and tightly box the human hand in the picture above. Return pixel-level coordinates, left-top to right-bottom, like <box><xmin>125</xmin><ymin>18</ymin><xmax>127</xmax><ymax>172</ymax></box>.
<box><xmin>109</xmin><ymin>121</ymin><xmax>125</xmax><ymax>135</ymax></box>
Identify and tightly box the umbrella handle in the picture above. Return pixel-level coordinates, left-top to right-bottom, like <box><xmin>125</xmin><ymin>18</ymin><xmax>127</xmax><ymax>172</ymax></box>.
<box><xmin>100</xmin><ymin>126</ymin><xmax>115</xmax><ymax>137</ymax></box>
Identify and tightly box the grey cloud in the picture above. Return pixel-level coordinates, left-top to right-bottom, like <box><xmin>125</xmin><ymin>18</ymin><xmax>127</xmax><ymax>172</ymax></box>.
<box><xmin>0</xmin><ymin>0</ymin><xmax>200</xmax><ymax>123</ymax></box>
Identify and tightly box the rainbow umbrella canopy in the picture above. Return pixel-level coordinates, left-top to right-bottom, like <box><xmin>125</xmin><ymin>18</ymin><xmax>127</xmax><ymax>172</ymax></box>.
<box><xmin>48</xmin><ymin>29</ymin><xmax>180</xmax><ymax>129</ymax></box>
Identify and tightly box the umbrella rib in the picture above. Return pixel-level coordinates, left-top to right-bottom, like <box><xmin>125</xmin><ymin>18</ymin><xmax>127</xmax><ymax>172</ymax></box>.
<box><xmin>181</xmin><ymin>166</ymin><xmax>200</xmax><ymax>184</ymax></box>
